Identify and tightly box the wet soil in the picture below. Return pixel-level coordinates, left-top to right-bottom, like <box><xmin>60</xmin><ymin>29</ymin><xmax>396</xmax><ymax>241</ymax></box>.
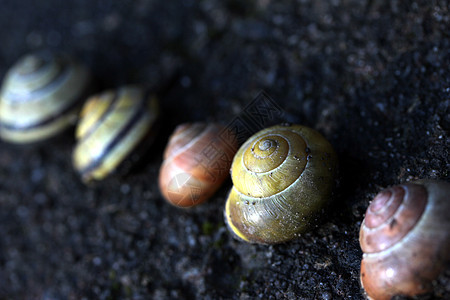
<box><xmin>0</xmin><ymin>0</ymin><xmax>449</xmax><ymax>299</ymax></box>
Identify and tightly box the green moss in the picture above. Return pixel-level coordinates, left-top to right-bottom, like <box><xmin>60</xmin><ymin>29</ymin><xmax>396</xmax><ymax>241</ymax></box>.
<box><xmin>202</xmin><ymin>221</ymin><xmax>215</xmax><ymax>235</ymax></box>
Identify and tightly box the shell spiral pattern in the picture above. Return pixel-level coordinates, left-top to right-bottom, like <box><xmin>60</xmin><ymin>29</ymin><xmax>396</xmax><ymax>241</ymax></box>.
<box><xmin>359</xmin><ymin>180</ymin><xmax>450</xmax><ymax>300</ymax></box>
<box><xmin>225</xmin><ymin>123</ymin><xmax>338</xmax><ymax>244</ymax></box>
<box><xmin>159</xmin><ymin>122</ymin><xmax>238</xmax><ymax>207</ymax></box>
<box><xmin>0</xmin><ymin>51</ymin><xmax>92</xmax><ymax>143</ymax></box>
<box><xmin>73</xmin><ymin>85</ymin><xmax>159</xmax><ymax>183</ymax></box>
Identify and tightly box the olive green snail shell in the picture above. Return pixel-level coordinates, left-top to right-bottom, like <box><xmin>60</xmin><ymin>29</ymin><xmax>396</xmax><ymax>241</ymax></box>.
<box><xmin>0</xmin><ymin>51</ymin><xmax>92</xmax><ymax>144</ymax></box>
<box><xmin>225</xmin><ymin>124</ymin><xmax>338</xmax><ymax>244</ymax></box>
<box><xmin>72</xmin><ymin>85</ymin><xmax>159</xmax><ymax>183</ymax></box>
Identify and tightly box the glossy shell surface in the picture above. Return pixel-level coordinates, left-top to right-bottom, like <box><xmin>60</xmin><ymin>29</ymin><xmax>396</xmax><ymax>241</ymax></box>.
<box><xmin>359</xmin><ymin>180</ymin><xmax>450</xmax><ymax>300</ymax></box>
<box><xmin>73</xmin><ymin>85</ymin><xmax>159</xmax><ymax>182</ymax></box>
<box><xmin>0</xmin><ymin>51</ymin><xmax>91</xmax><ymax>143</ymax></box>
<box><xmin>159</xmin><ymin>122</ymin><xmax>238</xmax><ymax>207</ymax></box>
<box><xmin>225</xmin><ymin>123</ymin><xmax>338</xmax><ymax>244</ymax></box>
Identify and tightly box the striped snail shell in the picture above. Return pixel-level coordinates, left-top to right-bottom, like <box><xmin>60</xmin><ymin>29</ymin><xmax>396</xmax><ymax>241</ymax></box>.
<box><xmin>0</xmin><ymin>51</ymin><xmax>92</xmax><ymax>143</ymax></box>
<box><xmin>359</xmin><ymin>180</ymin><xmax>450</xmax><ymax>300</ymax></box>
<box><xmin>224</xmin><ymin>123</ymin><xmax>338</xmax><ymax>244</ymax></box>
<box><xmin>72</xmin><ymin>85</ymin><xmax>159</xmax><ymax>183</ymax></box>
<box><xmin>159</xmin><ymin>122</ymin><xmax>238</xmax><ymax>208</ymax></box>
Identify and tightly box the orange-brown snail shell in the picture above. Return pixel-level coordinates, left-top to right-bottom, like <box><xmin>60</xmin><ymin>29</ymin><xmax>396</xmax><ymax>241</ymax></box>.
<box><xmin>359</xmin><ymin>180</ymin><xmax>450</xmax><ymax>300</ymax></box>
<box><xmin>158</xmin><ymin>122</ymin><xmax>238</xmax><ymax>208</ymax></box>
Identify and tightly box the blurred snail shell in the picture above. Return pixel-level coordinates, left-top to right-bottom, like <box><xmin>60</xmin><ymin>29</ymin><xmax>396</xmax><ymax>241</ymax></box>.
<box><xmin>224</xmin><ymin>123</ymin><xmax>338</xmax><ymax>244</ymax></box>
<box><xmin>159</xmin><ymin>122</ymin><xmax>238</xmax><ymax>208</ymax></box>
<box><xmin>359</xmin><ymin>180</ymin><xmax>450</xmax><ymax>300</ymax></box>
<box><xmin>0</xmin><ymin>51</ymin><xmax>92</xmax><ymax>143</ymax></box>
<box><xmin>73</xmin><ymin>85</ymin><xmax>159</xmax><ymax>183</ymax></box>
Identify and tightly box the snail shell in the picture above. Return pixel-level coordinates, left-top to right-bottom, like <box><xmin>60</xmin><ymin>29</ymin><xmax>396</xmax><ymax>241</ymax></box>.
<box><xmin>159</xmin><ymin>122</ymin><xmax>238</xmax><ymax>207</ymax></box>
<box><xmin>0</xmin><ymin>51</ymin><xmax>92</xmax><ymax>143</ymax></box>
<box><xmin>72</xmin><ymin>85</ymin><xmax>159</xmax><ymax>183</ymax></box>
<box><xmin>359</xmin><ymin>180</ymin><xmax>450</xmax><ymax>300</ymax></box>
<box><xmin>224</xmin><ymin>123</ymin><xmax>338</xmax><ymax>244</ymax></box>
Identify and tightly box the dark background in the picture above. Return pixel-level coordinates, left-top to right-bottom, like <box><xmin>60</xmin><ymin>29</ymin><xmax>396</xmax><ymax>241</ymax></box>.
<box><xmin>0</xmin><ymin>0</ymin><xmax>449</xmax><ymax>299</ymax></box>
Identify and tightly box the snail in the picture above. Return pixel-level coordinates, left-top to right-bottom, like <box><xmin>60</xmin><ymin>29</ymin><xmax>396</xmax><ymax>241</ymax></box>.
<box><xmin>72</xmin><ymin>85</ymin><xmax>159</xmax><ymax>183</ymax></box>
<box><xmin>159</xmin><ymin>122</ymin><xmax>238</xmax><ymax>208</ymax></box>
<box><xmin>359</xmin><ymin>180</ymin><xmax>450</xmax><ymax>300</ymax></box>
<box><xmin>0</xmin><ymin>51</ymin><xmax>92</xmax><ymax>143</ymax></box>
<box><xmin>224</xmin><ymin>123</ymin><xmax>338</xmax><ymax>244</ymax></box>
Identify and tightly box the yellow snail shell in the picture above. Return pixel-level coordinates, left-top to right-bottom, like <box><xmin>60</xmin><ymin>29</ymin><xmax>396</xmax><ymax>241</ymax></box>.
<box><xmin>224</xmin><ymin>123</ymin><xmax>338</xmax><ymax>244</ymax></box>
<box><xmin>72</xmin><ymin>85</ymin><xmax>159</xmax><ymax>183</ymax></box>
<box><xmin>0</xmin><ymin>51</ymin><xmax>92</xmax><ymax>143</ymax></box>
<box><xmin>359</xmin><ymin>180</ymin><xmax>450</xmax><ymax>300</ymax></box>
<box><xmin>159</xmin><ymin>122</ymin><xmax>238</xmax><ymax>208</ymax></box>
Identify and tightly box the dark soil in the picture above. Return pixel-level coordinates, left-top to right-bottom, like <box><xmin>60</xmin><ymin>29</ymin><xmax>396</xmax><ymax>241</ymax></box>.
<box><xmin>0</xmin><ymin>0</ymin><xmax>449</xmax><ymax>299</ymax></box>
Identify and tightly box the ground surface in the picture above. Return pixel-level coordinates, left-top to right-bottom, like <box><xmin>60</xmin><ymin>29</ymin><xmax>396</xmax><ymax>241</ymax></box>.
<box><xmin>0</xmin><ymin>0</ymin><xmax>449</xmax><ymax>299</ymax></box>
